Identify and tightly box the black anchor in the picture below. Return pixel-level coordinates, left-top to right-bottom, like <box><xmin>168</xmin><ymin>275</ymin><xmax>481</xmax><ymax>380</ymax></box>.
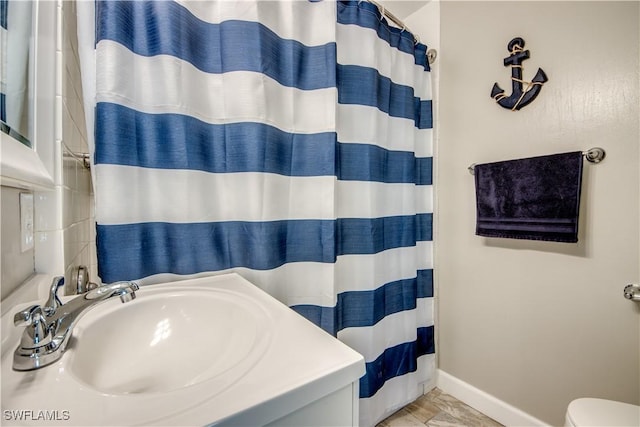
<box><xmin>491</xmin><ymin>37</ymin><xmax>548</xmax><ymax>111</ymax></box>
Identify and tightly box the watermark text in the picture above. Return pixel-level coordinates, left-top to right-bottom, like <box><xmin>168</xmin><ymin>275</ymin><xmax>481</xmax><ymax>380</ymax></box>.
<box><xmin>3</xmin><ymin>410</ymin><xmax>70</xmax><ymax>422</ymax></box>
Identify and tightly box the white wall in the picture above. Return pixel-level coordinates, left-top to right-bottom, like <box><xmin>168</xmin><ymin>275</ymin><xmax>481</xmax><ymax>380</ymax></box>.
<box><xmin>433</xmin><ymin>1</ymin><xmax>639</xmax><ymax>425</ymax></box>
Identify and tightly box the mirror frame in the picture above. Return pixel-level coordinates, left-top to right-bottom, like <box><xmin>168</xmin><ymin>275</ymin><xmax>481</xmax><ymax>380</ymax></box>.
<box><xmin>0</xmin><ymin>0</ymin><xmax>56</xmax><ymax>190</ymax></box>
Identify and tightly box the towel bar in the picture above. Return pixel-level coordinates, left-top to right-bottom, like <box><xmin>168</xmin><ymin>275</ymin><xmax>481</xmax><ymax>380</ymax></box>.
<box><xmin>467</xmin><ymin>147</ymin><xmax>606</xmax><ymax>175</ymax></box>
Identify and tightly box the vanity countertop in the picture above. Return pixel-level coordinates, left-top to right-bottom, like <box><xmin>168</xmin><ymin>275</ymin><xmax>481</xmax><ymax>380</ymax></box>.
<box><xmin>1</xmin><ymin>273</ymin><xmax>365</xmax><ymax>426</ymax></box>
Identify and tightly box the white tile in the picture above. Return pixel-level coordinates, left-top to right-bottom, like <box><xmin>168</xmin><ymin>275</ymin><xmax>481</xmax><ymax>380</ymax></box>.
<box><xmin>35</xmin><ymin>230</ymin><xmax>65</xmax><ymax>275</ymax></box>
<box><xmin>77</xmin><ymin>111</ymin><xmax>88</xmax><ymax>144</ymax></box>
<box><xmin>64</xmin><ymin>263</ymin><xmax>76</xmax><ymax>292</ymax></box>
<box><xmin>63</xmin><ymin>224</ymin><xmax>78</xmax><ymax>267</ymax></box>
<box><xmin>68</xmin><ymin>191</ymin><xmax>78</xmax><ymax>227</ymax></box>
<box><xmin>62</xmin><ymin>104</ymin><xmax>73</xmax><ymax>145</ymax></box>
<box><xmin>34</xmin><ymin>187</ymin><xmax>63</xmax><ymax>232</ymax></box>
<box><xmin>62</xmin><ymin>187</ymin><xmax>74</xmax><ymax>228</ymax></box>
<box><xmin>52</xmin><ymin>138</ymin><xmax>63</xmax><ymax>188</ymax></box>
<box><xmin>80</xmin><ymin>245</ymin><xmax>91</xmax><ymax>271</ymax></box>
<box><xmin>89</xmin><ymin>223</ymin><xmax>96</xmax><ymax>246</ymax></box>
<box><xmin>68</xmin><ymin>55</ymin><xmax>82</xmax><ymax>100</ymax></box>
<box><xmin>71</xmin><ymin>98</ymin><xmax>83</xmax><ymax>137</ymax></box>
<box><xmin>55</xmin><ymin>95</ymin><xmax>64</xmax><ymax>144</ymax></box>
<box><xmin>62</xmin><ymin>67</ymin><xmax>70</xmax><ymax>108</ymax></box>
<box><xmin>71</xmin><ymin>118</ymin><xmax>83</xmax><ymax>153</ymax></box>
<box><xmin>56</xmin><ymin>1</ymin><xmax>62</xmax><ymax>53</ymax></box>
<box><xmin>77</xmin><ymin>192</ymin><xmax>91</xmax><ymax>222</ymax></box>
<box><xmin>79</xmin><ymin>164</ymin><xmax>91</xmax><ymax>194</ymax></box>
<box><xmin>55</xmin><ymin>50</ymin><xmax>63</xmax><ymax>96</ymax></box>
<box><xmin>71</xmin><ymin>190</ymin><xmax>80</xmax><ymax>224</ymax></box>
<box><xmin>65</xmin><ymin>3</ymin><xmax>79</xmax><ymax>59</ymax></box>
<box><xmin>62</xmin><ymin>151</ymin><xmax>76</xmax><ymax>192</ymax></box>
<box><xmin>89</xmin><ymin>261</ymin><xmax>101</xmax><ymax>285</ymax></box>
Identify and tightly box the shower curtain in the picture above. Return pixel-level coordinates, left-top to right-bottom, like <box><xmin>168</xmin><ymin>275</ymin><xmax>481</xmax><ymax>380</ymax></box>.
<box><xmin>84</xmin><ymin>1</ymin><xmax>434</xmax><ymax>425</ymax></box>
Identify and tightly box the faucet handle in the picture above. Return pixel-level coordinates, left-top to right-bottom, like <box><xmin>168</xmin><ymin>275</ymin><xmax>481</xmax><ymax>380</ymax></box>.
<box><xmin>43</xmin><ymin>276</ymin><xmax>64</xmax><ymax>316</ymax></box>
<box><xmin>14</xmin><ymin>305</ymin><xmax>44</xmax><ymax>327</ymax></box>
<box><xmin>13</xmin><ymin>305</ymin><xmax>53</xmax><ymax>351</ymax></box>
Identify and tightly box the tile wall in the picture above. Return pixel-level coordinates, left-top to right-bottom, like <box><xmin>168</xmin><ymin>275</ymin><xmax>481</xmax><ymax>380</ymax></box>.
<box><xmin>27</xmin><ymin>0</ymin><xmax>96</xmax><ymax>298</ymax></box>
<box><xmin>59</xmin><ymin>1</ymin><xmax>96</xmax><ymax>286</ymax></box>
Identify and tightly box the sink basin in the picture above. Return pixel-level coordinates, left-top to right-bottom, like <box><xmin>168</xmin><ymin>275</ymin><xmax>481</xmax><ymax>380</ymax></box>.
<box><xmin>68</xmin><ymin>286</ymin><xmax>270</xmax><ymax>395</ymax></box>
<box><xmin>1</xmin><ymin>273</ymin><xmax>364</xmax><ymax>426</ymax></box>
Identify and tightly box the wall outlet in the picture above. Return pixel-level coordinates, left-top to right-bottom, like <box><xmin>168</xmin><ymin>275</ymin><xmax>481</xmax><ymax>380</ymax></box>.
<box><xmin>20</xmin><ymin>192</ymin><xmax>34</xmax><ymax>252</ymax></box>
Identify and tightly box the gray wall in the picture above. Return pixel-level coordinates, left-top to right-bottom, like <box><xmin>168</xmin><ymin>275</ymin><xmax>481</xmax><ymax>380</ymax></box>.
<box><xmin>437</xmin><ymin>2</ymin><xmax>639</xmax><ymax>425</ymax></box>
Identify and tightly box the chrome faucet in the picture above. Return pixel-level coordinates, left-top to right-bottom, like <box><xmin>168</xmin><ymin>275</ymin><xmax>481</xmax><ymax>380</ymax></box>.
<box><xmin>13</xmin><ymin>276</ymin><xmax>139</xmax><ymax>371</ymax></box>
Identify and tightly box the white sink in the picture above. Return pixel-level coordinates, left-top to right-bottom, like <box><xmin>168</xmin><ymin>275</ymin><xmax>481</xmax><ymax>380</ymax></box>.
<box><xmin>68</xmin><ymin>285</ymin><xmax>270</xmax><ymax>395</ymax></box>
<box><xmin>1</xmin><ymin>273</ymin><xmax>365</xmax><ymax>426</ymax></box>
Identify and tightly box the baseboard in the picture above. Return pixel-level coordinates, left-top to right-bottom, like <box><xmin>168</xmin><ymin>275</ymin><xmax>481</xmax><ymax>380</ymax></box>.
<box><xmin>436</xmin><ymin>370</ymin><xmax>550</xmax><ymax>427</ymax></box>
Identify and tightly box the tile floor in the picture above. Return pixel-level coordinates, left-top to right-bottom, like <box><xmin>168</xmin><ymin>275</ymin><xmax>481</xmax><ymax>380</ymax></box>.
<box><xmin>376</xmin><ymin>388</ymin><xmax>504</xmax><ymax>427</ymax></box>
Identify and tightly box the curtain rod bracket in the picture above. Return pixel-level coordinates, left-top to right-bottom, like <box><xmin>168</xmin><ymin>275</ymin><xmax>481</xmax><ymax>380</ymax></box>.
<box><xmin>427</xmin><ymin>49</ymin><xmax>437</xmax><ymax>65</ymax></box>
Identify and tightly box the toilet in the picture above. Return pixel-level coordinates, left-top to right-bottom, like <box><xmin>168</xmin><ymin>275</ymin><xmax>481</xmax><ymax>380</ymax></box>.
<box><xmin>565</xmin><ymin>398</ymin><xmax>640</xmax><ymax>426</ymax></box>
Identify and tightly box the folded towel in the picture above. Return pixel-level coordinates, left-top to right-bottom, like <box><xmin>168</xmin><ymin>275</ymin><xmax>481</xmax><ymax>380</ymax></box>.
<box><xmin>474</xmin><ymin>151</ymin><xmax>584</xmax><ymax>243</ymax></box>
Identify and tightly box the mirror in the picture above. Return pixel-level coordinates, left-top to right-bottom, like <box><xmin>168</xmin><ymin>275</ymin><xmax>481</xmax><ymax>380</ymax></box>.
<box><xmin>1</xmin><ymin>0</ymin><xmax>34</xmax><ymax>147</ymax></box>
<box><xmin>0</xmin><ymin>0</ymin><xmax>55</xmax><ymax>190</ymax></box>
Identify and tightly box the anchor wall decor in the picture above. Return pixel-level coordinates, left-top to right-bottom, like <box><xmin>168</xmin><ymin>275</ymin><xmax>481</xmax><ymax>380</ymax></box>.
<box><xmin>491</xmin><ymin>37</ymin><xmax>548</xmax><ymax>111</ymax></box>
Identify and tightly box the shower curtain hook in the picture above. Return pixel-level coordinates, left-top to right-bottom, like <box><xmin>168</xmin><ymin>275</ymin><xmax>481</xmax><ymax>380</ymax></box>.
<box><xmin>378</xmin><ymin>4</ymin><xmax>385</xmax><ymax>21</ymax></box>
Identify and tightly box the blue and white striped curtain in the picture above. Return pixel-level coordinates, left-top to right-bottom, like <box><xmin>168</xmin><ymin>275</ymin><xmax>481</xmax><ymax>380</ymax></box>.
<box><xmin>90</xmin><ymin>1</ymin><xmax>433</xmax><ymax>425</ymax></box>
<box><xmin>332</xmin><ymin>2</ymin><xmax>434</xmax><ymax>425</ymax></box>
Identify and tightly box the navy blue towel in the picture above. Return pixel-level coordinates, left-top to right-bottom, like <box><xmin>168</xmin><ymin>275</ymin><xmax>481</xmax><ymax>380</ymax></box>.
<box><xmin>474</xmin><ymin>151</ymin><xmax>584</xmax><ymax>243</ymax></box>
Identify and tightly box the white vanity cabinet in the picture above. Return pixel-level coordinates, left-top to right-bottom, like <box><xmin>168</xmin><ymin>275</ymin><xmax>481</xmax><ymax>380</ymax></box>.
<box><xmin>264</xmin><ymin>384</ymin><xmax>359</xmax><ymax>427</ymax></box>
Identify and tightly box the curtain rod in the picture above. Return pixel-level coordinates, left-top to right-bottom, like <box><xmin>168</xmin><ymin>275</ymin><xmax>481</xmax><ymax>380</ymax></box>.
<box><xmin>62</xmin><ymin>141</ymin><xmax>91</xmax><ymax>169</ymax></box>
<box><xmin>364</xmin><ymin>0</ymin><xmax>437</xmax><ymax>65</ymax></box>
<box><xmin>367</xmin><ymin>0</ymin><xmax>408</xmax><ymax>34</ymax></box>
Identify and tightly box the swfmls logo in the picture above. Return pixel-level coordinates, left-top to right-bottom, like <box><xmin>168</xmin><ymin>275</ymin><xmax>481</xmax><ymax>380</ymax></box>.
<box><xmin>3</xmin><ymin>410</ymin><xmax>70</xmax><ymax>422</ymax></box>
